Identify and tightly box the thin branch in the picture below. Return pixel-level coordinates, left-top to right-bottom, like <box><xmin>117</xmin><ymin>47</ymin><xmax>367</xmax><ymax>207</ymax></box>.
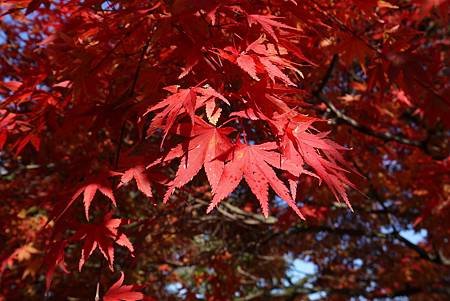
<box><xmin>314</xmin><ymin>54</ymin><xmax>339</xmax><ymax>95</ymax></box>
<box><xmin>113</xmin><ymin>122</ymin><xmax>127</xmax><ymax>168</ymax></box>
<box><xmin>317</xmin><ymin>93</ymin><xmax>423</xmax><ymax>147</ymax></box>
<box><xmin>193</xmin><ymin>192</ymin><xmax>447</xmax><ymax>266</ymax></box>
<box><xmin>352</xmin><ymin>159</ymin><xmax>446</xmax><ymax>265</ymax></box>
<box><xmin>393</xmin><ymin>232</ymin><xmax>442</xmax><ymax>264</ymax></box>
<box><xmin>128</xmin><ymin>35</ymin><xmax>152</xmax><ymax>96</ymax></box>
<box><xmin>312</xmin><ymin>55</ymin><xmax>425</xmax><ymax>148</ymax></box>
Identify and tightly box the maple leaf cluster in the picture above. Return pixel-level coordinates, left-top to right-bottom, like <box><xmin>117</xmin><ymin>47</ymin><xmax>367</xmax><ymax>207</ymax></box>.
<box><xmin>0</xmin><ymin>0</ymin><xmax>448</xmax><ymax>300</ymax></box>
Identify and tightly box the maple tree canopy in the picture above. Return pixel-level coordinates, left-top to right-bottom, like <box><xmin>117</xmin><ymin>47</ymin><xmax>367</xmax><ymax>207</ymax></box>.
<box><xmin>0</xmin><ymin>0</ymin><xmax>449</xmax><ymax>300</ymax></box>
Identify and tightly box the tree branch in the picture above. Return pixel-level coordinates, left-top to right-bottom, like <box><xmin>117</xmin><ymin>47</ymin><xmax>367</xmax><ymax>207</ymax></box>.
<box><xmin>312</xmin><ymin>55</ymin><xmax>425</xmax><ymax>148</ymax></box>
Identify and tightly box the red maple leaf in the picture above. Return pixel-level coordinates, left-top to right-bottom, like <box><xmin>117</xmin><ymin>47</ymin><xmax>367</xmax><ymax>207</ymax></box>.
<box><xmin>72</xmin><ymin>213</ymin><xmax>134</xmax><ymax>271</ymax></box>
<box><xmin>103</xmin><ymin>272</ymin><xmax>144</xmax><ymax>301</ymax></box>
<box><xmin>216</xmin><ymin>37</ymin><xmax>301</xmax><ymax>86</ymax></box>
<box><xmin>114</xmin><ymin>165</ymin><xmax>153</xmax><ymax>198</ymax></box>
<box><xmin>48</xmin><ymin>172</ymin><xmax>118</xmax><ymax>225</ymax></box>
<box><xmin>207</xmin><ymin>142</ymin><xmax>304</xmax><ymax>219</ymax></box>
<box><xmin>275</xmin><ymin>115</ymin><xmax>354</xmax><ymax>209</ymax></box>
<box><xmin>147</xmin><ymin>85</ymin><xmax>229</xmax><ymax>145</ymax></box>
<box><xmin>247</xmin><ymin>14</ymin><xmax>300</xmax><ymax>42</ymax></box>
<box><xmin>150</xmin><ymin>117</ymin><xmax>234</xmax><ymax>202</ymax></box>
<box><xmin>64</xmin><ymin>179</ymin><xmax>116</xmax><ymax>221</ymax></box>
<box><xmin>237</xmin><ymin>54</ymin><xmax>260</xmax><ymax>81</ymax></box>
<box><xmin>44</xmin><ymin>240</ymin><xmax>68</xmax><ymax>291</ymax></box>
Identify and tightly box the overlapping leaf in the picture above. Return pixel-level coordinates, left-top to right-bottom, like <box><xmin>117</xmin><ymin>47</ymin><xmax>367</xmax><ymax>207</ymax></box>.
<box><xmin>146</xmin><ymin>85</ymin><xmax>229</xmax><ymax>145</ymax></box>
<box><xmin>216</xmin><ymin>37</ymin><xmax>301</xmax><ymax>86</ymax></box>
<box><xmin>274</xmin><ymin>114</ymin><xmax>354</xmax><ymax>208</ymax></box>
<box><xmin>247</xmin><ymin>14</ymin><xmax>300</xmax><ymax>42</ymax></box>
